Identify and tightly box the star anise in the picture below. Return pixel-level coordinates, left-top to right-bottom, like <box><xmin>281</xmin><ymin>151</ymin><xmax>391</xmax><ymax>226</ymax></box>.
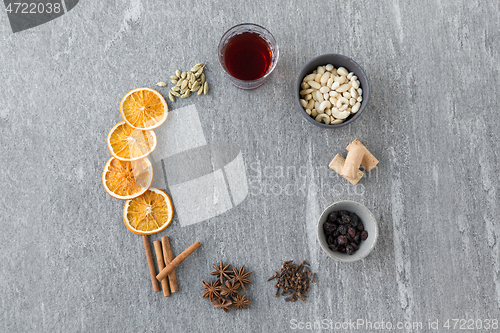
<box><xmin>201</xmin><ymin>279</ymin><xmax>221</xmax><ymax>303</ymax></box>
<box><xmin>220</xmin><ymin>279</ymin><xmax>240</xmax><ymax>297</ymax></box>
<box><xmin>231</xmin><ymin>265</ymin><xmax>252</xmax><ymax>291</ymax></box>
<box><xmin>210</xmin><ymin>260</ymin><xmax>232</xmax><ymax>283</ymax></box>
<box><xmin>232</xmin><ymin>293</ymin><xmax>250</xmax><ymax>310</ymax></box>
<box><xmin>213</xmin><ymin>298</ymin><xmax>233</xmax><ymax>312</ymax></box>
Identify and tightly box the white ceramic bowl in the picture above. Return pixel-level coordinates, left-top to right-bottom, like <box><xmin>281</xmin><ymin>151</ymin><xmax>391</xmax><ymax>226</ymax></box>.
<box><xmin>317</xmin><ymin>200</ymin><xmax>378</xmax><ymax>262</ymax></box>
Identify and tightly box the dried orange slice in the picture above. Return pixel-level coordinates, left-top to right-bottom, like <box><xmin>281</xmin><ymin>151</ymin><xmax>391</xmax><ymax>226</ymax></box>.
<box><xmin>102</xmin><ymin>157</ymin><xmax>153</xmax><ymax>200</ymax></box>
<box><xmin>123</xmin><ymin>188</ymin><xmax>174</xmax><ymax>235</ymax></box>
<box><xmin>120</xmin><ymin>87</ymin><xmax>168</xmax><ymax>130</ymax></box>
<box><xmin>107</xmin><ymin>121</ymin><xmax>157</xmax><ymax>161</ymax></box>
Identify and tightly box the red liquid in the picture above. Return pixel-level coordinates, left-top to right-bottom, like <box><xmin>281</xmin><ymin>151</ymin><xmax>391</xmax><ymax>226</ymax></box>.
<box><xmin>224</xmin><ymin>32</ymin><xmax>272</xmax><ymax>81</ymax></box>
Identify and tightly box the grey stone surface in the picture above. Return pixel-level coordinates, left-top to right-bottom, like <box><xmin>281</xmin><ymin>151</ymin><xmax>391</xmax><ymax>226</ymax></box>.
<box><xmin>1</xmin><ymin>1</ymin><xmax>500</xmax><ymax>332</ymax></box>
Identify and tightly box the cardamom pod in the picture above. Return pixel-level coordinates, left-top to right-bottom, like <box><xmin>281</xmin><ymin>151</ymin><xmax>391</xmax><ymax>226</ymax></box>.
<box><xmin>191</xmin><ymin>80</ymin><xmax>200</xmax><ymax>91</ymax></box>
<box><xmin>203</xmin><ymin>82</ymin><xmax>209</xmax><ymax>95</ymax></box>
<box><xmin>168</xmin><ymin>92</ymin><xmax>176</xmax><ymax>103</ymax></box>
<box><xmin>175</xmin><ymin>70</ymin><xmax>181</xmax><ymax>78</ymax></box>
<box><xmin>197</xmin><ymin>86</ymin><xmax>203</xmax><ymax>95</ymax></box>
<box><xmin>157</xmin><ymin>82</ymin><xmax>167</xmax><ymax>87</ymax></box>
<box><xmin>191</xmin><ymin>64</ymin><xmax>202</xmax><ymax>72</ymax></box>
<box><xmin>171</xmin><ymin>90</ymin><xmax>181</xmax><ymax>97</ymax></box>
<box><xmin>172</xmin><ymin>86</ymin><xmax>180</xmax><ymax>92</ymax></box>
<box><xmin>170</xmin><ymin>75</ymin><xmax>179</xmax><ymax>80</ymax></box>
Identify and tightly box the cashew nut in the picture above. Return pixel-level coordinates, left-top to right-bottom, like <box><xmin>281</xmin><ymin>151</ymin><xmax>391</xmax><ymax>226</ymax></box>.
<box><xmin>306</xmin><ymin>99</ymin><xmax>314</xmax><ymax>110</ymax></box>
<box><xmin>316</xmin><ymin>90</ymin><xmax>324</xmax><ymax>103</ymax></box>
<box><xmin>308</xmin><ymin>81</ymin><xmax>321</xmax><ymax>90</ymax></box>
<box><xmin>337</xmin><ymin>67</ymin><xmax>348</xmax><ymax>76</ymax></box>
<box><xmin>352</xmin><ymin>102</ymin><xmax>361</xmax><ymax>113</ymax></box>
<box><xmin>303</xmin><ymin>74</ymin><xmax>316</xmax><ymax>82</ymax></box>
<box><xmin>332</xmin><ymin>107</ymin><xmax>351</xmax><ymax>119</ymax></box>
<box><xmin>318</xmin><ymin>100</ymin><xmax>331</xmax><ymax>112</ymax></box>
<box><xmin>336</xmin><ymin>97</ymin><xmax>349</xmax><ymax>109</ymax></box>
<box><xmin>315</xmin><ymin>113</ymin><xmax>330</xmax><ymax>124</ymax></box>
<box><xmin>314</xmin><ymin>101</ymin><xmax>322</xmax><ymax>113</ymax></box>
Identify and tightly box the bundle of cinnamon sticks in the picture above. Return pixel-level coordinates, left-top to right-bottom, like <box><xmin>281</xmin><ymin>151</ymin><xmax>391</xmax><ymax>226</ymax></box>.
<box><xmin>142</xmin><ymin>235</ymin><xmax>201</xmax><ymax>296</ymax></box>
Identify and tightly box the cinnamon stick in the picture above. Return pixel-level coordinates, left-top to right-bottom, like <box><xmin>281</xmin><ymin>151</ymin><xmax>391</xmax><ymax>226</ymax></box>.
<box><xmin>346</xmin><ymin>138</ymin><xmax>379</xmax><ymax>171</ymax></box>
<box><xmin>161</xmin><ymin>236</ymin><xmax>179</xmax><ymax>293</ymax></box>
<box><xmin>329</xmin><ymin>154</ymin><xmax>364</xmax><ymax>185</ymax></box>
<box><xmin>143</xmin><ymin>235</ymin><xmax>160</xmax><ymax>292</ymax></box>
<box><xmin>153</xmin><ymin>240</ymin><xmax>170</xmax><ymax>297</ymax></box>
<box><xmin>156</xmin><ymin>241</ymin><xmax>201</xmax><ymax>282</ymax></box>
<box><xmin>341</xmin><ymin>143</ymin><xmax>366</xmax><ymax>179</ymax></box>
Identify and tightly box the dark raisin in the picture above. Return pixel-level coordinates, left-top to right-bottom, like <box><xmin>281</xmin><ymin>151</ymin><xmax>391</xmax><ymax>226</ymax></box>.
<box><xmin>327</xmin><ymin>235</ymin><xmax>336</xmax><ymax>245</ymax></box>
<box><xmin>340</xmin><ymin>214</ymin><xmax>351</xmax><ymax>224</ymax></box>
<box><xmin>346</xmin><ymin>235</ymin><xmax>353</xmax><ymax>242</ymax></box>
<box><xmin>348</xmin><ymin>227</ymin><xmax>356</xmax><ymax>238</ymax></box>
<box><xmin>339</xmin><ymin>210</ymin><xmax>349</xmax><ymax>218</ymax></box>
<box><xmin>350</xmin><ymin>213</ymin><xmax>359</xmax><ymax>227</ymax></box>
<box><xmin>337</xmin><ymin>235</ymin><xmax>348</xmax><ymax>246</ymax></box>
<box><xmin>353</xmin><ymin>234</ymin><xmax>361</xmax><ymax>245</ymax></box>
<box><xmin>351</xmin><ymin>242</ymin><xmax>359</xmax><ymax>251</ymax></box>
<box><xmin>340</xmin><ymin>247</ymin><xmax>346</xmax><ymax>253</ymax></box>
<box><xmin>361</xmin><ymin>230</ymin><xmax>368</xmax><ymax>241</ymax></box>
<box><xmin>328</xmin><ymin>244</ymin><xmax>338</xmax><ymax>251</ymax></box>
<box><xmin>323</xmin><ymin>221</ymin><xmax>336</xmax><ymax>234</ymax></box>
<box><xmin>328</xmin><ymin>211</ymin><xmax>339</xmax><ymax>222</ymax></box>
<box><xmin>357</xmin><ymin>223</ymin><xmax>364</xmax><ymax>231</ymax></box>
<box><xmin>337</xmin><ymin>225</ymin><xmax>347</xmax><ymax>235</ymax></box>
<box><xmin>332</xmin><ymin>230</ymin><xmax>340</xmax><ymax>238</ymax></box>
<box><xmin>345</xmin><ymin>245</ymin><xmax>354</xmax><ymax>255</ymax></box>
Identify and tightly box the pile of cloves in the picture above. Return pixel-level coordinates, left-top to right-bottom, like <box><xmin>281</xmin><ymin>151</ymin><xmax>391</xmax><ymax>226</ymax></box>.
<box><xmin>268</xmin><ymin>260</ymin><xmax>316</xmax><ymax>302</ymax></box>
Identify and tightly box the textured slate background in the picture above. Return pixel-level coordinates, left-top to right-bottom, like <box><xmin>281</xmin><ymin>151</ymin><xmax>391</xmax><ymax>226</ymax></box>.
<box><xmin>1</xmin><ymin>1</ymin><xmax>499</xmax><ymax>332</ymax></box>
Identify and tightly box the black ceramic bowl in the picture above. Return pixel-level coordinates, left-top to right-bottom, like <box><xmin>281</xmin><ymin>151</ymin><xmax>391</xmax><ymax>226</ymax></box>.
<box><xmin>295</xmin><ymin>54</ymin><xmax>369</xmax><ymax>128</ymax></box>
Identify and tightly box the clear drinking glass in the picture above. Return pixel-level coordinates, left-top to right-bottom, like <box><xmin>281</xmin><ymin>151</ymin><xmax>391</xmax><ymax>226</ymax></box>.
<box><xmin>218</xmin><ymin>23</ymin><xmax>279</xmax><ymax>90</ymax></box>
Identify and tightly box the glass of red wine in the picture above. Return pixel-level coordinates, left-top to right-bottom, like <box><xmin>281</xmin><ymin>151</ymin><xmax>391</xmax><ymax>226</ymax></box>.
<box><xmin>218</xmin><ymin>23</ymin><xmax>279</xmax><ymax>90</ymax></box>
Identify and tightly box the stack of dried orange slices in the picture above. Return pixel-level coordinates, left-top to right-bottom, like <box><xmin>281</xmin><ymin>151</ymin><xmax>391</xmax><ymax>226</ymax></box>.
<box><xmin>102</xmin><ymin>87</ymin><xmax>173</xmax><ymax>235</ymax></box>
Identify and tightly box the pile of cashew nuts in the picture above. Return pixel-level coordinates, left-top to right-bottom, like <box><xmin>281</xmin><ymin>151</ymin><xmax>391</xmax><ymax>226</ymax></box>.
<box><xmin>299</xmin><ymin>65</ymin><xmax>363</xmax><ymax>125</ymax></box>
